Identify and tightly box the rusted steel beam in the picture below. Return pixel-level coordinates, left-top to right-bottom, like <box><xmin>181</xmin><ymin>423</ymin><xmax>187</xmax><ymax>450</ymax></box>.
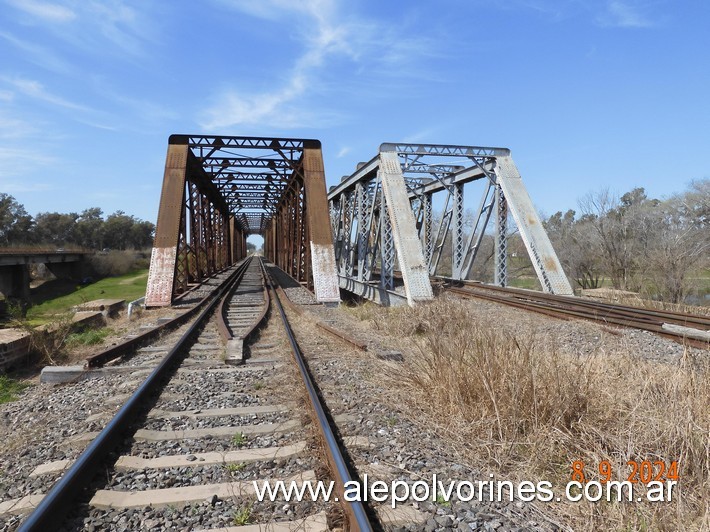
<box><xmin>302</xmin><ymin>147</ymin><xmax>340</xmax><ymax>302</ymax></box>
<box><xmin>148</xmin><ymin>134</ymin><xmax>338</xmax><ymax>306</ymax></box>
<box><xmin>145</xmin><ymin>143</ymin><xmax>189</xmax><ymax>307</ymax></box>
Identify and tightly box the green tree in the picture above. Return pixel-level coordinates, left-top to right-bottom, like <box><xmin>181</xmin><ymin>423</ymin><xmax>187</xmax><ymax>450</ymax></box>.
<box><xmin>103</xmin><ymin>211</ymin><xmax>135</xmax><ymax>250</ymax></box>
<box><xmin>75</xmin><ymin>208</ymin><xmax>104</xmax><ymax>249</ymax></box>
<box><xmin>0</xmin><ymin>194</ymin><xmax>34</xmax><ymax>246</ymax></box>
<box><xmin>130</xmin><ymin>219</ymin><xmax>155</xmax><ymax>249</ymax></box>
<box><xmin>34</xmin><ymin>212</ymin><xmax>79</xmax><ymax>246</ymax></box>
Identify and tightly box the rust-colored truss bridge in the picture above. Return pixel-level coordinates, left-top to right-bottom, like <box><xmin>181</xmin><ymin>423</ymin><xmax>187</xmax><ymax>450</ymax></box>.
<box><xmin>145</xmin><ymin>134</ymin><xmax>339</xmax><ymax>306</ymax></box>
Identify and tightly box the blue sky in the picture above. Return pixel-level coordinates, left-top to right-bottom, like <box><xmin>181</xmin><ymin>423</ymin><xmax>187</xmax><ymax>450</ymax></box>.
<box><xmin>1</xmin><ymin>0</ymin><xmax>708</xmax><ymax>226</ymax></box>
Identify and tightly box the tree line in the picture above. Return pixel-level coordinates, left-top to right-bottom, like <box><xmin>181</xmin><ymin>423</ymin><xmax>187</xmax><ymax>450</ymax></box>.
<box><xmin>0</xmin><ymin>194</ymin><xmax>155</xmax><ymax>250</ymax></box>
<box><xmin>544</xmin><ymin>179</ymin><xmax>709</xmax><ymax>303</ymax></box>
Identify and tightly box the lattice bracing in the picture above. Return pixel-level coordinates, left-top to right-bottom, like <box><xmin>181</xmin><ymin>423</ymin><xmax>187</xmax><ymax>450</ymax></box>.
<box><xmin>146</xmin><ymin>135</ymin><xmax>339</xmax><ymax>306</ymax></box>
<box><xmin>327</xmin><ymin>142</ymin><xmax>572</xmax><ymax>306</ymax></box>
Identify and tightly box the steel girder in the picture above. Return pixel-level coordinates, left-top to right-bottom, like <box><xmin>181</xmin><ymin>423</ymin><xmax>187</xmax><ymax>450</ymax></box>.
<box><xmin>327</xmin><ymin>143</ymin><xmax>572</xmax><ymax>305</ymax></box>
<box><xmin>328</xmin><ymin>150</ymin><xmax>434</xmax><ymax>306</ymax></box>
<box><xmin>146</xmin><ymin>135</ymin><xmax>339</xmax><ymax>306</ymax></box>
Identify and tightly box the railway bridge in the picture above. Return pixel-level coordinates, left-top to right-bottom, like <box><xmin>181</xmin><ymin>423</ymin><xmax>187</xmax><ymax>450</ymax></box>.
<box><xmin>146</xmin><ymin>135</ymin><xmax>572</xmax><ymax>307</ymax></box>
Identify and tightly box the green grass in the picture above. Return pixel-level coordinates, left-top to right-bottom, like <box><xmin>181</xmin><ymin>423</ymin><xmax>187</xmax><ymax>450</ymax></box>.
<box><xmin>65</xmin><ymin>327</ymin><xmax>113</xmax><ymax>348</ymax></box>
<box><xmin>25</xmin><ymin>269</ymin><xmax>148</xmax><ymax>325</ymax></box>
<box><xmin>507</xmin><ymin>277</ymin><xmax>540</xmax><ymax>290</ymax></box>
<box><xmin>232</xmin><ymin>432</ymin><xmax>247</xmax><ymax>447</ymax></box>
<box><xmin>0</xmin><ymin>375</ymin><xmax>29</xmax><ymax>404</ymax></box>
<box><xmin>224</xmin><ymin>462</ymin><xmax>246</xmax><ymax>473</ymax></box>
<box><xmin>232</xmin><ymin>504</ymin><xmax>253</xmax><ymax>526</ymax></box>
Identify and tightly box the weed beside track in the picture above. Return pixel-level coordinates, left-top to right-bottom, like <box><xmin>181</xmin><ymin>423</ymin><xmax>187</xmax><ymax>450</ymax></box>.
<box><xmin>356</xmin><ymin>298</ymin><xmax>709</xmax><ymax>531</ymax></box>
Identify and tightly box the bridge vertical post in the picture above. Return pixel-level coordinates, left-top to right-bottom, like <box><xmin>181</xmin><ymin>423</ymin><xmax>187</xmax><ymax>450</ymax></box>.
<box><xmin>356</xmin><ymin>183</ymin><xmax>367</xmax><ymax>281</ymax></box>
<box><xmin>380</xmin><ymin>206</ymin><xmax>394</xmax><ymax>290</ymax></box>
<box><xmin>345</xmin><ymin>191</ymin><xmax>356</xmax><ymax>277</ymax></box>
<box><xmin>494</xmin><ymin>184</ymin><xmax>508</xmax><ymax>287</ymax></box>
<box><xmin>422</xmin><ymin>193</ymin><xmax>433</xmax><ymax>269</ymax></box>
<box><xmin>229</xmin><ymin>217</ymin><xmax>236</xmax><ymax>263</ymax></box>
<box><xmin>145</xmin><ymin>142</ymin><xmax>189</xmax><ymax>307</ymax></box>
<box><xmin>452</xmin><ymin>183</ymin><xmax>465</xmax><ymax>279</ymax></box>
<box><xmin>302</xmin><ymin>147</ymin><xmax>340</xmax><ymax>303</ymax></box>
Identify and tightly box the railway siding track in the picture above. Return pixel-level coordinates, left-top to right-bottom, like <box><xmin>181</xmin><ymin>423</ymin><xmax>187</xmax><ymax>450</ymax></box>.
<box><xmin>445</xmin><ymin>281</ymin><xmax>710</xmax><ymax>349</ymax></box>
<box><xmin>2</xmin><ymin>257</ymin><xmax>376</xmax><ymax>531</ymax></box>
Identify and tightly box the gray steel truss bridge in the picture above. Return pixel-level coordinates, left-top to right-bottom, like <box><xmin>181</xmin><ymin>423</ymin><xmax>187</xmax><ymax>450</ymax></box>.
<box><xmin>327</xmin><ymin>143</ymin><xmax>573</xmax><ymax>306</ymax></box>
<box><xmin>146</xmin><ymin>136</ymin><xmax>571</xmax><ymax>308</ymax></box>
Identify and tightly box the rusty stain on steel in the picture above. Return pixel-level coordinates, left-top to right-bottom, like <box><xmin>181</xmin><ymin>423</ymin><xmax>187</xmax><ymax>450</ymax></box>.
<box><xmin>148</xmin><ymin>135</ymin><xmax>337</xmax><ymax>307</ymax></box>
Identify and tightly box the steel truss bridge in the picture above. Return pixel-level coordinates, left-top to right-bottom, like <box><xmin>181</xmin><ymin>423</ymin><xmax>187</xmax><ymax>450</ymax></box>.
<box><xmin>146</xmin><ymin>136</ymin><xmax>572</xmax><ymax>307</ymax></box>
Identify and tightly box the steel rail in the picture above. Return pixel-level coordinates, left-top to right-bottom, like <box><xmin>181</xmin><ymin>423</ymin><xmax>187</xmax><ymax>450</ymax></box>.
<box><xmin>86</xmin><ymin>265</ymin><xmax>255</xmax><ymax>368</ymax></box>
<box><xmin>260</xmin><ymin>259</ymin><xmax>375</xmax><ymax>532</ymax></box>
<box><xmin>455</xmin><ymin>280</ymin><xmax>710</xmax><ymax>329</ymax></box>
<box><xmin>446</xmin><ymin>283</ymin><xmax>709</xmax><ymax>349</ymax></box>
<box><xmin>18</xmin><ymin>258</ymin><xmax>253</xmax><ymax>532</ymax></box>
<box><xmin>216</xmin><ymin>261</ymin><xmax>270</xmax><ymax>343</ymax></box>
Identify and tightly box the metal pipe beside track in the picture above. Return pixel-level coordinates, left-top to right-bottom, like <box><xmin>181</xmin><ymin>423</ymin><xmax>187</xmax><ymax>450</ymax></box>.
<box><xmin>18</xmin><ymin>258</ymin><xmax>252</xmax><ymax>532</ymax></box>
<box><xmin>260</xmin><ymin>259</ymin><xmax>375</xmax><ymax>532</ymax></box>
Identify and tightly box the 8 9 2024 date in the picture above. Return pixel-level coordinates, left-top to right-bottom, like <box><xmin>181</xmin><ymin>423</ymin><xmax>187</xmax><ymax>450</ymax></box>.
<box><xmin>571</xmin><ymin>460</ymin><xmax>679</xmax><ymax>484</ymax></box>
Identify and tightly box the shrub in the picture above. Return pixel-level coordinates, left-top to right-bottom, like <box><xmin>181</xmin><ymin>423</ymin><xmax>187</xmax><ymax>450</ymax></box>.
<box><xmin>89</xmin><ymin>250</ymin><xmax>140</xmax><ymax>277</ymax></box>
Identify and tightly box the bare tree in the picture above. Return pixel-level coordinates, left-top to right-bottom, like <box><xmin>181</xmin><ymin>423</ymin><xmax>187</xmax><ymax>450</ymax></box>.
<box><xmin>643</xmin><ymin>185</ymin><xmax>709</xmax><ymax>303</ymax></box>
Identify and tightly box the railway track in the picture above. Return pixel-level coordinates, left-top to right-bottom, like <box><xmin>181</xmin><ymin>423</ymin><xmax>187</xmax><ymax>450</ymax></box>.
<box><xmin>444</xmin><ymin>280</ymin><xmax>710</xmax><ymax>349</ymax></box>
<box><xmin>6</xmin><ymin>257</ymin><xmax>375</xmax><ymax>531</ymax></box>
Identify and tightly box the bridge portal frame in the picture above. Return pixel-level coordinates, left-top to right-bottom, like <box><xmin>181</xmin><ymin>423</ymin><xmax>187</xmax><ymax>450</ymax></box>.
<box><xmin>146</xmin><ymin>135</ymin><xmax>339</xmax><ymax>307</ymax></box>
<box><xmin>327</xmin><ymin>143</ymin><xmax>573</xmax><ymax>306</ymax></box>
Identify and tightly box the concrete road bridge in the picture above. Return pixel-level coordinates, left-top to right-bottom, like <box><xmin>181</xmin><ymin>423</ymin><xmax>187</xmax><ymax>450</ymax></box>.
<box><xmin>0</xmin><ymin>250</ymin><xmax>89</xmax><ymax>303</ymax></box>
<box><xmin>146</xmin><ymin>135</ymin><xmax>572</xmax><ymax>307</ymax></box>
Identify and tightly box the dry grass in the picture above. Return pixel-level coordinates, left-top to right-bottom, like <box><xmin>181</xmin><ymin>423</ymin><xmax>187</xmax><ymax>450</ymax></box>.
<box><xmin>365</xmin><ymin>299</ymin><xmax>709</xmax><ymax>531</ymax></box>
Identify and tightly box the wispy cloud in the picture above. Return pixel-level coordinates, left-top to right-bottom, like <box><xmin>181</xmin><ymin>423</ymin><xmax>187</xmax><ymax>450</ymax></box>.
<box><xmin>0</xmin><ymin>147</ymin><xmax>57</xmax><ymax>179</ymax></box>
<box><xmin>98</xmin><ymin>87</ymin><xmax>179</xmax><ymax>127</ymax></box>
<box><xmin>0</xmin><ymin>76</ymin><xmax>119</xmax><ymax>131</ymax></box>
<box><xmin>200</xmin><ymin>0</ymin><xmax>350</xmax><ymax>129</ymax></box>
<box><xmin>0</xmin><ymin>112</ymin><xmax>39</xmax><ymax>140</ymax></box>
<box><xmin>598</xmin><ymin>1</ymin><xmax>655</xmax><ymax>28</ymax></box>
<box><xmin>402</xmin><ymin>128</ymin><xmax>442</xmax><ymax>144</ymax></box>
<box><xmin>5</xmin><ymin>0</ymin><xmax>157</xmax><ymax>58</ymax></box>
<box><xmin>199</xmin><ymin>0</ymin><xmax>441</xmax><ymax>130</ymax></box>
<box><xmin>336</xmin><ymin>146</ymin><xmax>351</xmax><ymax>158</ymax></box>
<box><xmin>81</xmin><ymin>0</ymin><xmax>153</xmax><ymax>56</ymax></box>
<box><xmin>1</xmin><ymin>76</ymin><xmax>92</xmax><ymax>112</ymax></box>
<box><xmin>476</xmin><ymin>0</ymin><xmax>659</xmax><ymax>29</ymax></box>
<box><xmin>0</xmin><ymin>180</ymin><xmax>54</xmax><ymax>193</ymax></box>
<box><xmin>6</xmin><ymin>0</ymin><xmax>76</xmax><ymax>23</ymax></box>
<box><xmin>0</xmin><ymin>31</ymin><xmax>72</xmax><ymax>73</ymax></box>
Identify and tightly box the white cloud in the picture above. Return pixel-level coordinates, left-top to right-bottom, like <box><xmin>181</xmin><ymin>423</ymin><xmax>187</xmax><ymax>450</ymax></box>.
<box><xmin>5</xmin><ymin>0</ymin><xmax>156</xmax><ymax>58</ymax></box>
<box><xmin>2</xmin><ymin>76</ymin><xmax>92</xmax><ymax>112</ymax></box>
<box><xmin>200</xmin><ymin>0</ymin><xmax>349</xmax><ymax>129</ymax></box>
<box><xmin>0</xmin><ymin>147</ymin><xmax>57</xmax><ymax>178</ymax></box>
<box><xmin>0</xmin><ymin>31</ymin><xmax>72</xmax><ymax>73</ymax></box>
<box><xmin>81</xmin><ymin>0</ymin><xmax>151</xmax><ymax>56</ymax></box>
<box><xmin>598</xmin><ymin>1</ymin><xmax>654</xmax><ymax>28</ymax></box>
<box><xmin>199</xmin><ymin>0</ymin><xmax>439</xmax><ymax>130</ymax></box>
<box><xmin>0</xmin><ymin>180</ymin><xmax>54</xmax><ymax>193</ymax></box>
<box><xmin>402</xmin><ymin>128</ymin><xmax>442</xmax><ymax>144</ymax></box>
<box><xmin>336</xmin><ymin>146</ymin><xmax>351</xmax><ymax>158</ymax></box>
<box><xmin>0</xmin><ymin>112</ymin><xmax>38</xmax><ymax>140</ymax></box>
<box><xmin>477</xmin><ymin>0</ymin><xmax>659</xmax><ymax>29</ymax></box>
<box><xmin>6</xmin><ymin>0</ymin><xmax>76</xmax><ymax>23</ymax></box>
<box><xmin>0</xmin><ymin>77</ymin><xmax>118</xmax><ymax>131</ymax></box>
